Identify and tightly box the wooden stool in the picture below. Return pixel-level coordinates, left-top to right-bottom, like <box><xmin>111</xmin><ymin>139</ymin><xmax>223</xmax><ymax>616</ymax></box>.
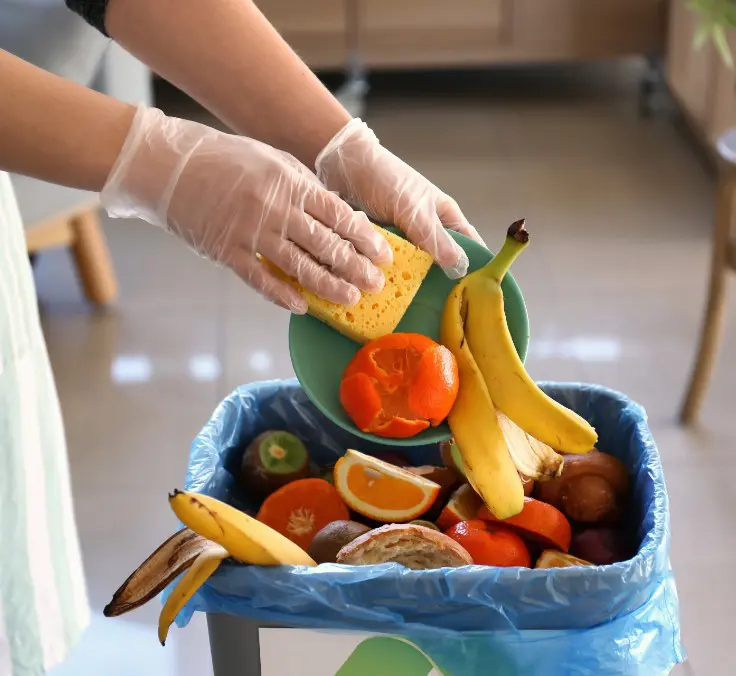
<box><xmin>679</xmin><ymin>130</ymin><xmax>736</xmax><ymax>425</ymax></box>
<box><xmin>13</xmin><ymin>174</ymin><xmax>119</xmax><ymax>307</ymax></box>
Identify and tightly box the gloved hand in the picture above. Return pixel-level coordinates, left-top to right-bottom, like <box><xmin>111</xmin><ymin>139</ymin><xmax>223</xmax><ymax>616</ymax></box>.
<box><xmin>315</xmin><ymin>118</ymin><xmax>485</xmax><ymax>279</ymax></box>
<box><xmin>100</xmin><ymin>105</ymin><xmax>393</xmax><ymax>313</ymax></box>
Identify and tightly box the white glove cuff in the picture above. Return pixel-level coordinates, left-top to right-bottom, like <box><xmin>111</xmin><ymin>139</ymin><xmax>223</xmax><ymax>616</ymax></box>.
<box><xmin>100</xmin><ymin>104</ymin><xmax>196</xmax><ymax>229</ymax></box>
<box><xmin>315</xmin><ymin>118</ymin><xmax>378</xmax><ymax>184</ymax></box>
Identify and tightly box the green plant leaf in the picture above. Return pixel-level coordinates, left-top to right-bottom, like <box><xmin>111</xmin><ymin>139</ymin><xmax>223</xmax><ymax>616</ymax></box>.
<box><xmin>688</xmin><ymin>0</ymin><xmax>736</xmax><ymax>65</ymax></box>
<box><xmin>693</xmin><ymin>22</ymin><xmax>713</xmax><ymax>49</ymax></box>
<box><xmin>714</xmin><ymin>24</ymin><xmax>734</xmax><ymax>68</ymax></box>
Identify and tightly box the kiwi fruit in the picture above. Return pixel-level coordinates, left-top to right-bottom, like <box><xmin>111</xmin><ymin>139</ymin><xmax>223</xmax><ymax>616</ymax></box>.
<box><xmin>238</xmin><ymin>431</ymin><xmax>310</xmax><ymax>500</ymax></box>
<box><xmin>318</xmin><ymin>463</ymin><xmax>335</xmax><ymax>485</ymax></box>
<box><xmin>308</xmin><ymin>520</ymin><xmax>371</xmax><ymax>564</ymax></box>
<box><xmin>440</xmin><ymin>440</ymin><xmax>467</xmax><ymax>477</ymax></box>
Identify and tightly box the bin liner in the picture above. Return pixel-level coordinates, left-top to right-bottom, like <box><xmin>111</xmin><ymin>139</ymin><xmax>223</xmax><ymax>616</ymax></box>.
<box><xmin>175</xmin><ymin>379</ymin><xmax>684</xmax><ymax>675</ymax></box>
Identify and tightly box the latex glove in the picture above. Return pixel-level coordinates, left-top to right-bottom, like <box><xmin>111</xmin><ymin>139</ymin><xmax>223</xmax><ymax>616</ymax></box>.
<box><xmin>315</xmin><ymin>118</ymin><xmax>485</xmax><ymax>279</ymax></box>
<box><xmin>100</xmin><ymin>105</ymin><xmax>393</xmax><ymax>313</ymax></box>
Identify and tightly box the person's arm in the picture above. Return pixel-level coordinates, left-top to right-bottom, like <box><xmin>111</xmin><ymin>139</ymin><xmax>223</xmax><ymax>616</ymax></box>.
<box><xmin>66</xmin><ymin>0</ymin><xmax>480</xmax><ymax>276</ymax></box>
<box><xmin>102</xmin><ymin>0</ymin><xmax>351</xmax><ymax>170</ymax></box>
<box><xmin>0</xmin><ymin>48</ymin><xmax>134</xmax><ymax>191</ymax></box>
<box><xmin>0</xmin><ymin>45</ymin><xmax>389</xmax><ymax>311</ymax></box>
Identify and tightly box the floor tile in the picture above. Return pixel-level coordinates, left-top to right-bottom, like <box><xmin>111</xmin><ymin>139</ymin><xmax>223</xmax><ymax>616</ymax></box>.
<box><xmin>674</xmin><ymin>562</ymin><xmax>736</xmax><ymax>676</ymax></box>
<box><xmin>665</xmin><ymin>458</ymin><xmax>736</xmax><ymax>568</ymax></box>
<box><xmin>53</xmin><ymin>612</ymin><xmax>213</xmax><ymax>676</ymax></box>
<box><xmin>34</xmin><ymin>217</ymin><xmax>227</xmax><ymax>313</ymax></box>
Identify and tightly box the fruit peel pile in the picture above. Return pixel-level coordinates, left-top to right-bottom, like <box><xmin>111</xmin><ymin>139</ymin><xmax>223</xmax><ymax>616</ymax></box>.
<box><xmin>104</xmin><ymin>221</ymin><xmax>637</xmax><ymax>645</ymax></box>
<box><xmin>104</xmin><ymin>432</ymin><xmax>634</xmax><ymax>645</ymax></box>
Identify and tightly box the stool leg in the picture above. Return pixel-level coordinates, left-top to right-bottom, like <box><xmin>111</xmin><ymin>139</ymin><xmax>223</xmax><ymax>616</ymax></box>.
<box><xmin>68</xmin><ymin>208</ymin><xmax>119</xmax><ymax>306</ymax></box>
<box><xmin>679</xmin><ymin>178</ymin><xmax>734</xmax><ymax>425</ymax></box>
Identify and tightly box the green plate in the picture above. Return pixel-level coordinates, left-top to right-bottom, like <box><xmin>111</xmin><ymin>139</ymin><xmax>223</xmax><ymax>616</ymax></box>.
<box><xmin>288</xmin><ymin>228</ymin><xmax>529</xmax><ymax>447</ymax></box>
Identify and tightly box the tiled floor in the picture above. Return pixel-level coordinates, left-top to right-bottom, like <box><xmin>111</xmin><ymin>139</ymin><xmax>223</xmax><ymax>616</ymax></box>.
<box><xmin>38</xmin><ymin>60</ymin><xmax>734</xmax><ymax>674</ymax></box>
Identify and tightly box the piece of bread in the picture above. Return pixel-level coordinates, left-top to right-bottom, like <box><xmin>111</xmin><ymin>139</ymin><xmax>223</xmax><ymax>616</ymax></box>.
<box><xmin>263</xmin><ymin>226</ymin><xmax>434</xmax><ymax>344</ymax></box>
<box><xmin>336</xmin><ymin>524</ymin><xmax>473</xmax><ymax>569</ymax></box>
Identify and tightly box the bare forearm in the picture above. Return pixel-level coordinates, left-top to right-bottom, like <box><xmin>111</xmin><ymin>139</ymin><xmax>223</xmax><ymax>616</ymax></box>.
<box><xmin>105</xmin><ymin>0</ymin><xmax>350</xmax><ymax>169</ymax></box>
<box><xmin>0</xmin><ymin>49</ymin><xmax>134</xmax><ymax>191</ymax></box>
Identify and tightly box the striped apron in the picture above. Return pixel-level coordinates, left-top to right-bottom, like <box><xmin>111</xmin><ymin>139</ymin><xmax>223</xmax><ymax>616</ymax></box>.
<box><xmin>0</xmin><ymin>172</ymin><xmax>89</xmax><ymax>675</ymax></box>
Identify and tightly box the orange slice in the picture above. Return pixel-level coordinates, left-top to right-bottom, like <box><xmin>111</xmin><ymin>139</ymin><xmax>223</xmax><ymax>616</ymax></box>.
<box><xmin>333</xmin><ymin>449</ymin><xmax>441</xmax><ymax>522</ymax></box>
<box><xmin>535</xmin><ymin>550</ymin><xmax>594</xmax><ymax>569</ymax></box>
<box><xmin>436</xmin><ymin>483</ymin><xmax>483</xmax><ymax>531</ymax></box>
<box><xmin>477</xmin><ymin>497</ymin><xmax>572</xmax><ymax>553</ymax></box>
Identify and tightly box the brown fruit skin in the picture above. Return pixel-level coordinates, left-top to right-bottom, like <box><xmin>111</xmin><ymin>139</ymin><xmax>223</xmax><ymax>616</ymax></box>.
<box><xmin>562</xmin><ymin>475</ymin><xmax>616</xmax><ymax>523</ymax></box>
<box><xmin>238</xmin><ymin>431</ymin><xmax>310</xmax><ymax>501</ymax></box>
<box><xmin>407</xmin><ymin>465</ymin><xmax>462</xmax><ymax>487</ymax></box>
<box><xmin>406</xmin><ymin>465</ymin><xmax>463</xmax><ymax>521</ymax></box>
<box><xmin>534</xmin><ymin>450</ymin><xmax>629</xmax><ymax>524</ymax></box>
<box><xmin>520</xmin><ymin>474</ymin><xmax>535</xmax><ymax>497</ymax></box>
<box><xmin>308</xmin><ymin>520</ymin><xmax>372</xmax><ymax>564</ymax></box>
<box><xmin>373</xmin><ymin>452</ymin><xmax>411</xmax><ymax>467</ymax></box>
<box><xmin>570</xmin><ymin>527</ymin><xmax>632</xmax><ymax>566</ymax></box>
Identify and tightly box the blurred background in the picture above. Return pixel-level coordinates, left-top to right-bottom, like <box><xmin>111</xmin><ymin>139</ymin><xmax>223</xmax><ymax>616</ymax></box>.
<box><xmin>3</xmin><ymin>0</ymin><xmax>734</xmax><ymax>674</ymax></box>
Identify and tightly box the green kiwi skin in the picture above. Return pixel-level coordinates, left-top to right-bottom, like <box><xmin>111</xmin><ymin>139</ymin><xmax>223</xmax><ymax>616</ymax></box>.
<box><xmin>440</xmin><ymin>440</ymin><xmax>467</xmax><ymax>477</ymax></box>
<box><xmin>238</xmin><ymin>430</ymin><xmax>310</xmax><ymax>500</ymax></box>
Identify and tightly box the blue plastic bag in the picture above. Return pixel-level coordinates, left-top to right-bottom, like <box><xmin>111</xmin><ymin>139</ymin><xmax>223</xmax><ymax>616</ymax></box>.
<box><xmin>177</xmin><ymin>379</ymin><xmax>685</xmax><ymax>675</ymax></box>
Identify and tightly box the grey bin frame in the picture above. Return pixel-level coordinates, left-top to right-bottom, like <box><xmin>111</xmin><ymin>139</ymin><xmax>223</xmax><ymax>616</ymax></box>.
<box><xmin>206</xmin><ymin>612</ymin><xmax>693</xmax><ymax>676</ymax></box>
<box><xmin>207</xmin><ymin>614</ymin><xmax>284</xmax><ymax>676</ymax></box>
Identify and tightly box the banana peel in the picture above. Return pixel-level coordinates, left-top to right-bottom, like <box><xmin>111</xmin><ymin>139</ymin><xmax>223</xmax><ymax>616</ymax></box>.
<box><xmin>440</xmin><ymin>219</ymin><xmax>593</xmax><ymax>518</ymax></box>
<box><xmin>158</xmin><ymin>541</ymin><xmax>229</xmax><ymax>645</ymax></box>
<box><xmin>104</xmin><ymin>528</ymin><xmax>210</xmax><ymax>618</ymax></box>
<box><xmin>107</xmin><ymin>492</ymin><xmax>316</xmax><ymax>649</ymax></box>
<box><xmin>496</xmin><ymin>411</ymin><xmax>563</xmax><ymax>481</ymax></box>
<box><xmin>462</xmin><ymin>220</ymin><xmax>597</xmax><ymax>453</ymax></box>
<box><xmin>441</xmin><ymin>283</ymin><xmax>525</xmax><ymax>520</ymax></box>
<box><xmin>169</xmin><ymin>490</ymin><xmax>317</xmax><ymax>567</ymax></box>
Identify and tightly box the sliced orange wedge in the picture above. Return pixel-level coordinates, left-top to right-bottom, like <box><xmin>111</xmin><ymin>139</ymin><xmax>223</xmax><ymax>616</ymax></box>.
<box><xmin>535</xmin><ymin>550</ymin><xmax>594</xmax><ymax>569</ymax></box>
<box><xmin>436</xmin><ymin>483</ymin><xmax>483</xmax><ymax>532</ymax></box>
<box><xmin>333</xmin><ymin>449</ymin><xmax>441</xmax><ymax>522</ymax></box>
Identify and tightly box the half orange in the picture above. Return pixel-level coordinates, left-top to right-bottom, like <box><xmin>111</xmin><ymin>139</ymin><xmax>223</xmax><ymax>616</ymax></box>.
<box><xmin>477</xmin><ymin>497</ymin><xmax>572</xmax><ymax>553</ymax></box>
<box><xmin>333</xmin><ymin>449</ymin><xmax>441</xmax><ymax>522</ymax></box>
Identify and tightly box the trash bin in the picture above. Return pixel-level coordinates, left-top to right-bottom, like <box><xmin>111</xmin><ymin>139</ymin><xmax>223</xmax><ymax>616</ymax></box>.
<box><xmin>174</xmin><ymin>379</ymin><xmax>685</xmax><ymax>676</ymax></box>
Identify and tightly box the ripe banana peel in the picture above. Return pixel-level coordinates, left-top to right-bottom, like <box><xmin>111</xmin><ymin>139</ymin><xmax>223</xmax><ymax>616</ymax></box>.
<box><xmin>158</xmin><ymin>540</ymin><xmax>229</xmax><ymax>645</ymax></box>
<box><xmin>104</xmin><ymin>528</ymin><xmax>210</xmax><ymax>618</ymax></box>
<box><xmin>441</xmin><ymin>219</ymin><xmax>595</xmax><ymax>517</ymax></box>
<box><xmin>169</xmin><ymin>490</ymin><xmax>317</xmax><ymax>567</ymax></box>
<box><xmin>496</xmin><ymin>411</ymin><xmax>564</xmax><ymax>481</ymax></box>
<box><xmin>106</xmin><ymin>493</ymin><xmax>316</xmax><ymax>647</ymax></box>
<box><xmin>463</xmin><ymin>220</ymin><xmax>598</xmax><ymax>454</ymax></box>
<box><xmin>440</xmin><ymin>282</ymin><xmax>525</xmax><ymax>520</ymax></box>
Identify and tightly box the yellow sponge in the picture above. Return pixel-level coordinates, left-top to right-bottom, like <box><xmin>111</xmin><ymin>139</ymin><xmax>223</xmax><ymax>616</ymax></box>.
<box><xmin>266</xmin><ymin>227</ymin><xmax>433</xmax><ymax>344</ymax></box>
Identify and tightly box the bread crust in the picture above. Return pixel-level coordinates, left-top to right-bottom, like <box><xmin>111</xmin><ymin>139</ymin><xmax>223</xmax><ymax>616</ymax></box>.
<box><xmin>336</xmin><ymin>523</ymin><xmax>473</xmax><ymax>569</ymax></box>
